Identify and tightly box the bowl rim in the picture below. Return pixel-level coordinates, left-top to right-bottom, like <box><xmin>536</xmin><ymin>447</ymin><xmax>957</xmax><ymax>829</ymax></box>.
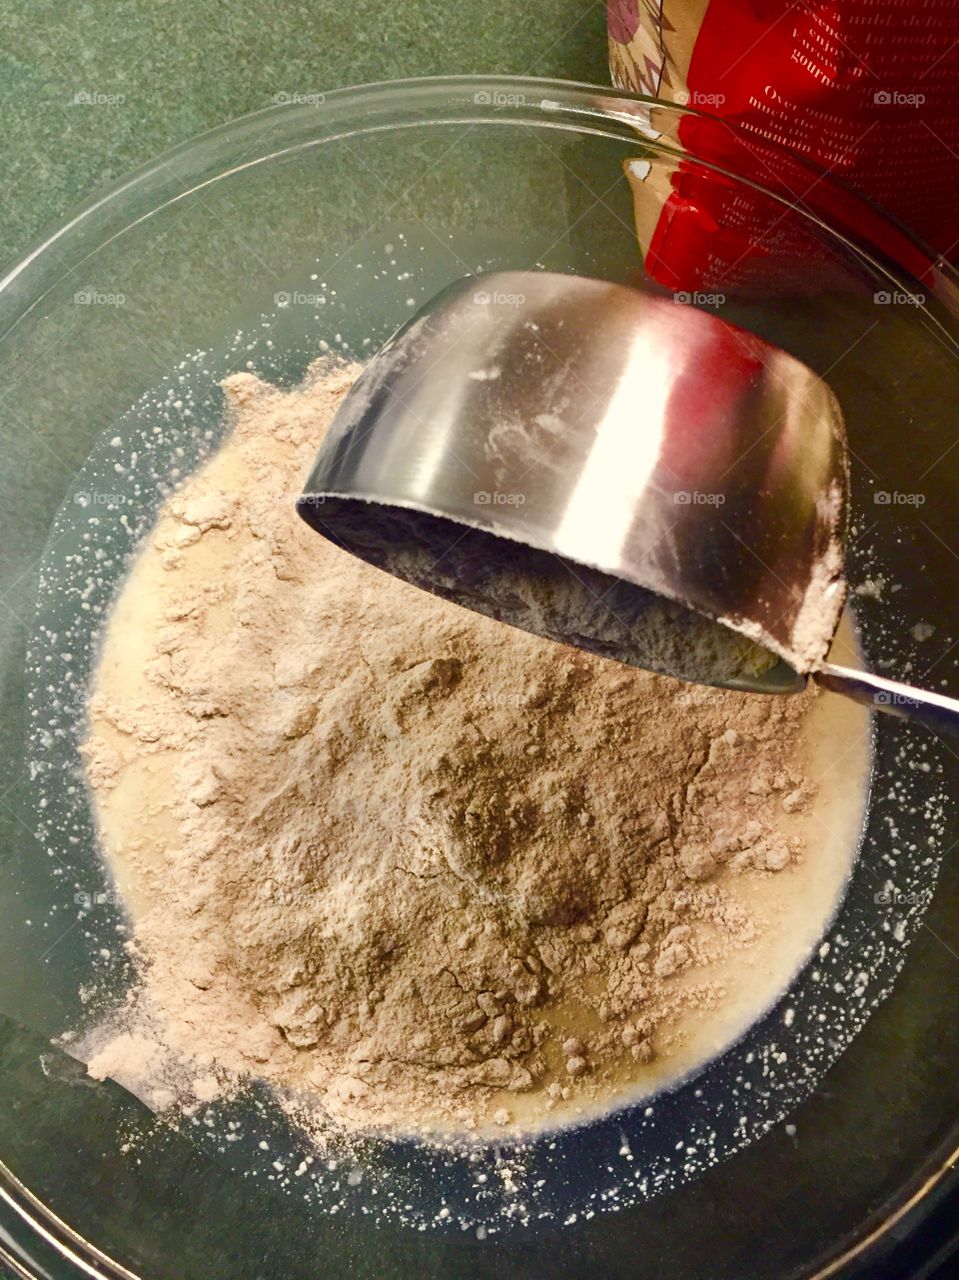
<box><xmin>0</xmin><ymin>73</ymin><xmax>952</xmax><ymax>348</ymax></box>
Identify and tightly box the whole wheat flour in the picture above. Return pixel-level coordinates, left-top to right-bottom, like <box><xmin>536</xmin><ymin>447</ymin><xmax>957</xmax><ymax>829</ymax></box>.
<box><xmin>82</xmin><ymin>359</ymin><xmax>849</xmax><ymax>1135</ymax></box>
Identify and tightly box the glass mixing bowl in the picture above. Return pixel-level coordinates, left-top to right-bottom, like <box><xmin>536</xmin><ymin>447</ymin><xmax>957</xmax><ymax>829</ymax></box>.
<box><xmin>2</xmin><ymin>76</ymin><xmax>959</xmax><ymax>1279</ymax></box>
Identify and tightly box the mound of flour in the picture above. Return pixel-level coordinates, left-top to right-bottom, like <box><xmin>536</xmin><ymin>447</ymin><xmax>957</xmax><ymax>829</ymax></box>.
<box><xmin>82</xmin><ymin>359</ymin><xmax>818</xmax><ymax>1134</ymax></box>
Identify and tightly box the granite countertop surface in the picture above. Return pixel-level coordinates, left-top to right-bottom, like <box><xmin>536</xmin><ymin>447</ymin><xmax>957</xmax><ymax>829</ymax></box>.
<box><xmin>0</xmin><ymin>0</ymin><xmax>608</xmax><ymax>267</ymax></box>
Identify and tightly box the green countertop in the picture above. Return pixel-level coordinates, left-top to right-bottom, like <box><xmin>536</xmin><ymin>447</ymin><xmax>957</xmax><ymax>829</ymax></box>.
<box><xmin>0</xmin><ymin>0</ymin><xmax>609</xmax><ymax>267</ymax></box>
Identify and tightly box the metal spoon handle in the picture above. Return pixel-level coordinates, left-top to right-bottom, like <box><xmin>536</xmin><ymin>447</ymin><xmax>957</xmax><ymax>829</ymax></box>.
<box><xmin>814</xmin><ymin>662</ymin><xmax>959</xmax><ymax>737</ymax></box>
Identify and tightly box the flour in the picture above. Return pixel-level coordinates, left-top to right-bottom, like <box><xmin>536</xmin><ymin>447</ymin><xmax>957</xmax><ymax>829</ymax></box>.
<box><xmin>308</xmin><ymin>498</ymin><xmax>782</xmax><ymax>688</ymax></box>
<box><xmin>82</xmin><ymin>359</ymin><xmax>849</xmax><ymax>1136</ymax></box>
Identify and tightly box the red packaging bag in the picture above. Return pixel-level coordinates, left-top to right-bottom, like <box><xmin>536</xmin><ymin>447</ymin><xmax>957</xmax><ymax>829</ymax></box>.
<box><xmin>609</xmin><ymin>0</ymin><xmax>959</xmax><ymax>290</ymax></box>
